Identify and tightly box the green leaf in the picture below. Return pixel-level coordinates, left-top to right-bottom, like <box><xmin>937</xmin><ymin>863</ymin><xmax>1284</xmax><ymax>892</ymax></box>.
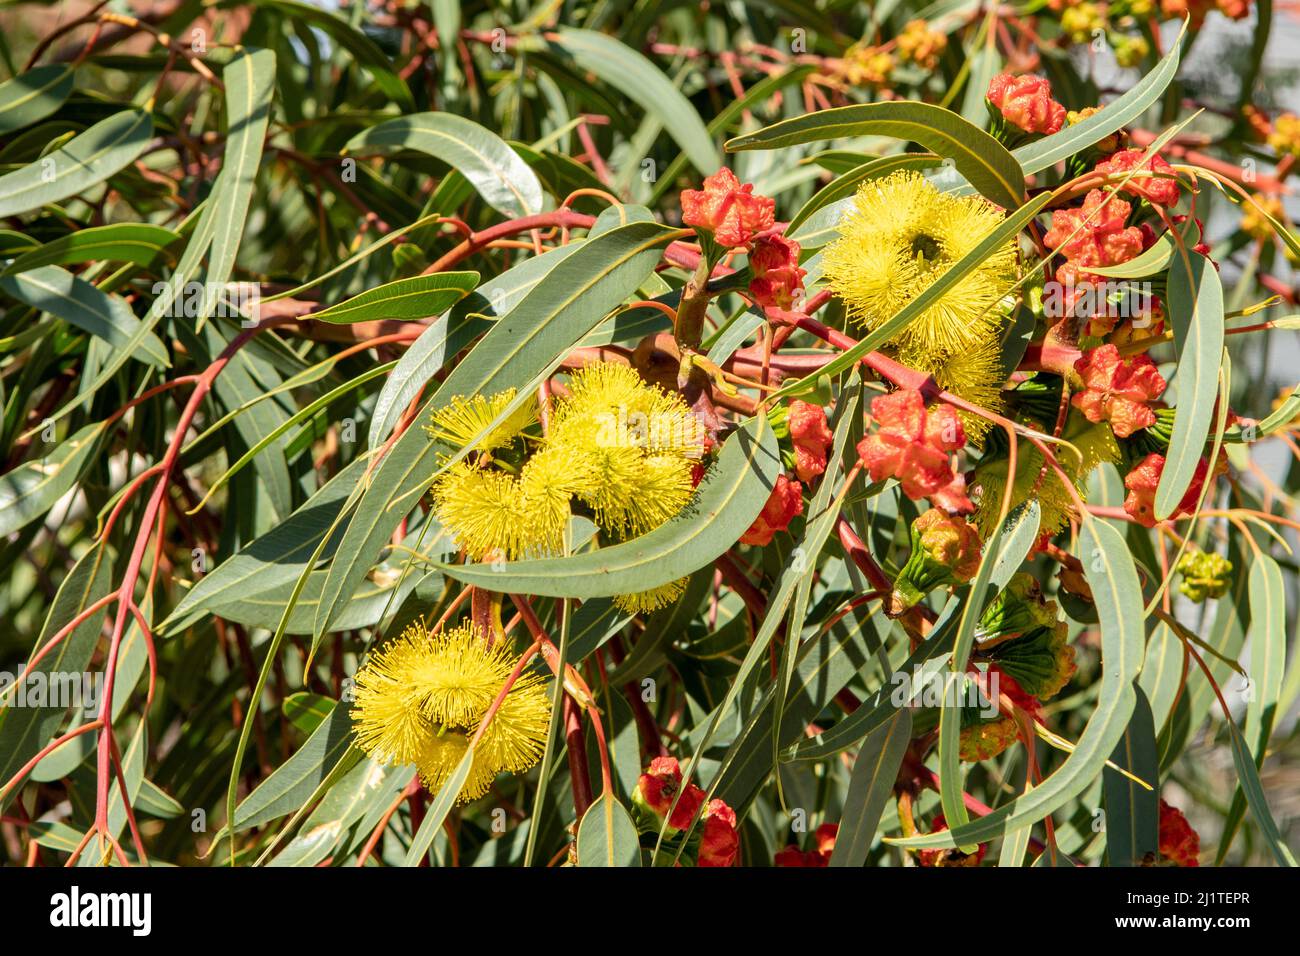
<box><xmin>997</xmin><ymin>793</ymin><xmax>1035</xmax><ymax>867</ymax></box>
<box><xmin>1225</xmin><ymin>719</ymin><xmax>1296</xmax><ymax>866</ymax></box>
<box><xmin>937</xmin><ymin>499</ymin><xmax>1040</xmax><ymax>835</ymax></box>
<box><xmin>828</xmin><ymin>708</ymin><xmax>912</xmax><ymax>867</ymax></box>
<box><xmin>0</xmin><ymin>107</ymin><xmax>153</xmax><ymax>217</ymax></box>
<box><xmin>159</xmin><ymin>458</ymin><xmax>367</xmax><ymax>632</ymax></box>
<box><xmin>244</xmin><ymin>0</ymin><xmax>413</xmax><ymax>109</ymax></box>
<box><xmin>0</xmin><ymin>422</ymin><xmax>109</xmax><ymax>538</ymax></box>
<box><xmin>0</xmin><ymin>265</ymin><xmax>169</xmax><ymax>366</ymax></box>
<box><xmin>231</xmin><ymin>702</ymin><xmax>357</xmax><ymax>832</ymax></box>
<box><xmin>0</xmin><ymin>223</ymin><xmax>180</xmax><ymax>277</ymax></box>
<box><xmin>0</xmin><ymin>545</ymin><xmax>112</xmax><ymax>812</ymax></box>
<box><xmin>136</xmin><ymin>779</ymin><xmax>185</xmax><ymax>819</ymax></box>
<box><xmin>576</xmin><ymin>793</ymin><xmax>642</xmax><ymax>867</ymax></box>
<box><xmin>308</xmin><ymin>272</ymin><xmax>479</xmax><ymax>324</ymax></box>
<box><xmin>313</xmin><ymin>221</ymin><xmax>680</xmax><ymax>642</ymax></box>
<box><xmin>347</xmin><ymin>113</ymin><xmax>546</xmax><ymax>218</ymax></box>
<box><xmin>1219</xmin><ymin>551</ymin><xmax>1289</xmax><ymax>862</ymax></box>
<box><xmin>1103</xmin><ymin>685</ymin><xmax>1159</xmax><ymax>866</ymax></box>
<box><xmin>1157</xmin><ymin>250</ymin><xmax>1224</xmax><ymax>519</ymax></box>
<box><xmin>197</xmin><ymin>48</ymin><xmax>276</xmax><ymax>330</ymax></box>
<box><xmin>0</xmin><ymin>65</ymin><xmax>75</xmax><ymax>135</ymax></box>
<box><xmin>282</xmin><ymin>692</ymin><xmax>336</xmax><ymax>735</ymax></box>
<box><xmin>891</xmin><ymin>518</ymin><xmax>1144</xmax><ymax>849</ymax></box>
<box><xmin>726</xmin><ymin>100</ymin><xmax>1026</xmax><ymax>210</ymax></box>
<box><xmin>269</xmin><ymin>759</ymin><xmax>411</xmax><ymax>867</ymax></box>
<box><xmin>441</xmin><ymin>415</ymin><xmax>781</xmax><ymax>597</ymax></box>
<box><xmin>403</xmin><ymin>747</ymin><xmax>474</xmax><ymax>866</ymax></box>
<box><xmin>1244</xmin><ymin>553</ymin><xmax>1286</xmax><ymax>754</ymax></box>
<box><xmin>527</xmin><ymin>28</ymin><xmax>720</xmax><ymax>176</ymax></box>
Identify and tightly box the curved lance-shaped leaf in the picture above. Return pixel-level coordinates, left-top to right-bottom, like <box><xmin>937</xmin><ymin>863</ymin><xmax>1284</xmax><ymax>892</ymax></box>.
<box><xmin>196</xmin><ymin>48</ymin><xmax>276</xmax><ymax>332</ymax></box>
<box><xmin>0</xmin><ymin>265</ymin><xmax>170</xmax><ymax>367</ymax></box>
<box><xmin>0</xmin><ymin>544</ymin><xmax>113</xmax><ymax>812</ymax></box>
<box><xmin>0</xmin><ymin>65</ymin><xmax>75</xmax><ymax>135</ymax></box>
<box><xmin>1157</xmin><ymin>250</ymin><xmax>1224</xmax><ymax>519</ymax></box>
<box><xmin>525</xmin><ymin>28</ymin><xmax>720</xmax><ymax>177</ymax></box>
<box><xmin>347</xmin><ymin>113</ymin><xmax>546</xmax><ymax>219</ymax></box>
<box><xmin>0</xmin><ymin>223</ymin><xmax>180</xmax><ymax>277</ymax></box>
<box><xmin>307</xmin><ymin>272</ymin><xmax>479</xmax><ymax>324</ymax></box>
<box><xmin>0</xmin><ymin>107</ymin><xmax>153</xmax><ymax>217</ymax></box>
<box><xmin>828</xmin><ymin>708</ymin><xmax>913</xmax><ymax>868</ymax></box>
<box><xmin>726</xmin><ymin>100</ymin><xmax>1026</xmax><ymax>210</ymax></box>
<box><xmin>442</xmin><ymin>414</ymin><xmax>781</xmax><ymax>597</ymax></box>
<box><xmin>889</xmin><ymin>517</ymin><xmax>1145</xmax><ymax>849</ymax></box>
<box><xmin>1103</xmin><ymin>685</ymin><xmax>1159</xmax><ymax>866</ymax></box>
<box><xmin>0</xmin><ymin>422</ymin><xmax>109</xmax><ymax>538</ymax></box>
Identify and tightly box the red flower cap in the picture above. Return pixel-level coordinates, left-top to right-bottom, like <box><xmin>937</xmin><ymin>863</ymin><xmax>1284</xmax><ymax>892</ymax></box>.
<box><xmin>681</xmin><ymin>168</ymin><xmax>776</xmax><ymax>249</ymax></box>
<box><xmin>789</xmin><ymin>400</ymin><xmax>833</xmax><ymax>482</ymax></box>
<box><xmin>1071</xmin><ymin>344</ymin><xmax>1167</xmax><ymax>437</ymax></box>
<box><xmin>857</xmin><ymin>389</ymin><xmax>966</xmax><ymax>500</ymax></box>
<box><xmin>1122</xmin><ymin>453</ymin><xmax>1220</xmax><ymax>527</ymax></box>
<box><xmin>917</xmin><ymin>814</ymin><xmax>990</xmax><ymax>867</ymax></box>
<box><xmin>633</xmin><ymin>756</ymin><xmax>706</xmax><ymax>831</ymax></box>
<box><xmin>774</xmin><ymin>823</ymin><xmax>837</xmax><ymax>867</ymax></box>
<box><xmin>986</xmin><ymin>666</ymin><xmax>1045</xmax><ymax>723</ymax></box>
<box><xmin>1044</xmin><ymin>190</ymin><xmax>1145</xmax><ymax>277</ymax></box>
<box><xmin>1158</xmin><ymin>799</ymin><xmax>1200</xmax><ymax>866</ymax></box>
<box><xmin>698</xmin><ymin>799</ymin><xmax>740</xmax><ymax>867</ymax></box>
<box><xmin>987</xmin><ymin>73</ymin><xmax>1067</xmax><ymax>135</ymax></box>
<box><xmin>749</xmin><ymin>235</ymin><xmax>806</xmax><ymax>310</ymax></box>
<box><xmin>813</xmin><ymin>822</ymin><xmax>838</xmax><ymax>856</ymax></box>
<box><xmin>774</xmin><ymin>845</ymin><xmax>822</xmax><ymax>867</ymax></box>
<box><xmin>1094</xmin><ymin>149</ymin><xmax>1181</xmax><ymax>207</ymax></box>
<box><xmin>1171</xmin><ymin>214</ymin><xmax>1213</xmax><ymax>260</ymax></box>
<box><xmin>741</xmin><ymin>473</ymin><xmax>804</xmax><ymax>545</ymax></box>
<box><xmin>929</xmin><ymin>472</ymin><xmax>976</xmax><ymax>515</ymax></box>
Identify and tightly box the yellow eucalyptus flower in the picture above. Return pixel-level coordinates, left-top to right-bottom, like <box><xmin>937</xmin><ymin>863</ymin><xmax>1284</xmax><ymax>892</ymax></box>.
<box><xmin>426</xmin><ymin>388</ymin><xmax>536</xmax><ymax>456</ymax></box>
<box><xmin>613</xmin><ymin>576</ymin><xmax>690</xmax><ymax>615</ymax></box>
<box><xmin>351</xmin><ymin>621</ymin><xmax>550</xmax><ymax>803</ymax></box>
<box><xmin>822</xmin><ymin>170</ymin><xmax>1018</xmax><ymax>356</ymax></box>
<box><xmin>549</xmin><ymin>362</ymin><xmax>703</xmax><ymax>540</ymax></box>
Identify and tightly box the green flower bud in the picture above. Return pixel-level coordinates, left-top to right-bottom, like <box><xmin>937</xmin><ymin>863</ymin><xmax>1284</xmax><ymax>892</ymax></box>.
<box><xmin>890</xmin><ymin>509</ymin><xmax>983</xmax><ymax>615</ymax></box>
<box><xmin>1061</xmin><ymin>3</ymin><xmax>1104</xmax><ymax>44</ymax></box>
<box><xmin>1176</xmin><ymin>550</ymin><xmax>1233</xmax><ymax>602</ymax></box>
<box><xmin>984</xmin><ymin>621</ymin><xmax>1076</xmax><ymax>701</ymax></box>
<box><xmin>978</xmin><ymin>572</ymin><xmax>1059</xmax><ymax>643</ymax></box>
<box><xmin>1114</xmin><ymin>35</ymin><xmax>1150</xmax><ymax>68</ymax></box>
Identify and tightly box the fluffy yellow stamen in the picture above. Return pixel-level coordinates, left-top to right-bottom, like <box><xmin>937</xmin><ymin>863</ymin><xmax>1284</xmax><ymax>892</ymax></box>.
<box><xmin>351</xmin><ymin>622</ymin><xmax>551</xmax><ymax>803</ymax></box>
<box><xmin>821</xmin><ymin>170</ymin><xmax>1019</xmax><ymax>356</ymax></box>
<box><xmin>426</xmin><ymin>388</ymin><xmax>537</xmax><ymax>456</ymax></box>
